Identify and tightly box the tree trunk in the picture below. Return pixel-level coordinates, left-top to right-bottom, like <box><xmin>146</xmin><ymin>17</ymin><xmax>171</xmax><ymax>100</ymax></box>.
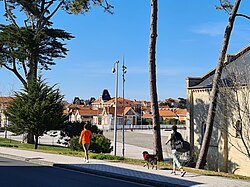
<box><xmin>148</xmin><ymin>0</ymin><xmax>163</xmax><ymax>161</ymax></box>
<box><xmin>25</xmin><ymin>56</ymin><xmax>38</xmax><ymax>145</ymax></box>
<box><xmin>27</xmin><ymin>133</ymin><xmax>35</xmax><ymax>144</ymax></box>
<box><xmin>34</xmin><ymin>135</ymin><xmax>39</xmax><ymax>149</ymax></box>
<box><xmin>195</xmin><ymin>0</ymin><xmax>241</xmax><ymax>169</ymax></box>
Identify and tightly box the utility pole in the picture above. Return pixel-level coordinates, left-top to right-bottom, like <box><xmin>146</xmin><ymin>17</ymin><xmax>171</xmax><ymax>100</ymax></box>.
<box><xmin>122</xmin><ymin>57</ymin><xmax>127</xmax><ymax>157</ymax></box>
<box><xmin>112</xmin><ymin>60</ymin><xmax>119</xmax><ymax>156</ymax></box>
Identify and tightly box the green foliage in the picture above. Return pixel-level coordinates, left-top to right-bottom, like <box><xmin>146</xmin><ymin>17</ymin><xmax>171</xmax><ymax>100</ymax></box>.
<box><xmin>69</xmin><ymin>136</ymin><xmax>83</xmax><ymax>151</ymax></box>
<box><xmin>90</xmin><ymin>134</ymin><xmax>112</xmax><ymax>153</ymax></box>
<box><xmin>61</xmin><ymin>121</ymin><xmax>103</xmax><ymax>138</ymax></box>
<box><xmin>180</xmin><ymin>120</ymin><xmax>186</xmax><ymax>124</ymax></box>
<box><xmin>5</xmin><ymin>78</ymin><xmax>66</xmax><ymax>148</ymax></box>
<box><xmin>161</xmin><ymin>119</ymin><xmax>167</xmax><ymax>125</ymax></box>
<box><xmin>69</xmin><ymin>134</ymin><xmax>112</xmax><ymax>153</ymax></box>
<box><xmin>67</xmin><ymin>0</ymin><xmax>114</xmax><ymax>14</ymax></box>
<box><xmin>61</xmin><ymin>121</ymin><xmax>84</xmax><ymax>138</ymax></box>
<box><xmin>59</xmin><ymin>121</ymin><xmax>103</xmax><ymax>146</ymax></box>
<box><xmin>0</xmin><ymin>0</ymin><xmax>112</xmax><ymax>90</ymax></box>
<box><xmin>165</xmin><ymin>118</ymin><xmax>179</xmax><ymax>125</ymax></box>
<box><xmin>146</xmin><ymin>119</ymin><xmax>152</xmax><ymax>125</ymax></box>
<box><xmin>90</xmin><ymin>124</ymin><xmax>103</xmax><ymax>134</ymax></box>
<box><xmin>177</xmin><ymin>98</ymin><xmax>187</xmax><ymax>109</ymax></box>
<box><xmin>0</xmin><ymin>24</ymin><xmax>74</xmax><ymax>72</ymax></box>
<box><xmin>216</xmin><ymin>0</ymin><xmax>233</xmax><ymax>12</ymax></box>
<box><xmin>91</xmin><ymin>154</ymin><xmax>124</xmax><ymax>160</ymax></box>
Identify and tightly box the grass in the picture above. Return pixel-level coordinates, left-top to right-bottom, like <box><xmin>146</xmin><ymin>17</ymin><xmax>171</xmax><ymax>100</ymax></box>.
<box><xmin>0</xmin><ymin>137</ymin><xmax>249</xmax><ymax>181</ymax></box>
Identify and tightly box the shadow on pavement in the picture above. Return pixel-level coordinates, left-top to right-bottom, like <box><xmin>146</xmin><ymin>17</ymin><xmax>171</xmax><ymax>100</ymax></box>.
<box><xmin>54</xmin><ymin>163</ymin><xmax>203</xmax><ymax>187</ymax></box>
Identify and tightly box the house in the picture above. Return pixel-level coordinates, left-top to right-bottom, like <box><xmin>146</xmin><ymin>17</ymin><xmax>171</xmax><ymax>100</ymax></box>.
<box><xmin>142</xmin><ymin>107</ymin><xmax>186</xmax><ymax>125</ymax></box>
<box><xmin>159</xmin><ymin>109</ymin><xmax>177</xmax><ymax>121</ymax></box>
<box><xmin>67</xmin><ymin>95</ymin><xmax>140</xmax><ymax>130</ymax></box>
<box><xmin>174</xmin><ymin>108</ymin><xmax>187</xmax><ymax>123</ymax></box>
<box><xmin>68</xmin><ymin>104</ymin><xmax>101</xmax><ymax>123</ymax></box>
<box><xmin>186</xmin><ymin>45</ymin><xmax>250</xmax><ymax>176</ymax></box>
<box><xmin>0</xmin><ymin>97</ymin><xmax>13</xmax><ymax>129</ymax></box>
<box><xmin>94</xmin><ymin>106</ymin><xmax>138</xmax><ymax>130</ymax></box>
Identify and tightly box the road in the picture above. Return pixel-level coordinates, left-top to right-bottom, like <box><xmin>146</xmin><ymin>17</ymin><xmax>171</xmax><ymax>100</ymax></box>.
<box><xmin>103</xmin><ymin>129</ymin><xmax>188</xmax><ymax>150</ymax></box>
<box><xmin>0</xmin><ymin>156</ymin><xmax>152</xmax><ymax>187</ymax></box>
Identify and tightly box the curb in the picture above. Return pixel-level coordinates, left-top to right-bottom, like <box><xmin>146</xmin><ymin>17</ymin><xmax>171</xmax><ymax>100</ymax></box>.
<box><xmin>54</xmin><ymin>163</ymin><xmax>186</xmax><ymax>187</ymax></box>
<box><xmin>0</xmin><ymin>152</ymin><xmax>54</xmax><ymax>166</ymax></box>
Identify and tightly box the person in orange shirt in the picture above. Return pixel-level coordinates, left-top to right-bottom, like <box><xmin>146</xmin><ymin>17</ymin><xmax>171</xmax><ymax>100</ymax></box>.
<box><xmin>79</xmin><ymin>124</ymin><xmax>92</xmax><ymax>163</ymax></box>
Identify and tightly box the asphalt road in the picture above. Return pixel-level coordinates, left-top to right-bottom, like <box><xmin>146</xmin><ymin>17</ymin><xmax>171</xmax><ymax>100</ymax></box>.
<box><xmin>0</xmin><ymin>156</ymin><xmax>152</xmax><ymax>187</ymax></box>
<box><xmin>103</xmin><ymin>130</ymin><xmax>170</xmax><ymax>149</ymax></box>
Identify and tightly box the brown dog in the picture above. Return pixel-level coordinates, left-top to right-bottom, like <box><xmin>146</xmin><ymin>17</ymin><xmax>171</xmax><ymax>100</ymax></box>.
<box><xmin>142</xmin><ymin>151</ymin><xmax>158</xmax><ymax>170</ymax></box>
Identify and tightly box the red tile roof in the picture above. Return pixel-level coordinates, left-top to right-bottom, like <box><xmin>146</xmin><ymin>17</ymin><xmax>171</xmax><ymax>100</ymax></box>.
<box><xmin>142</xmin><ymin>113</ymin><xmax>152</xmax><ymax>118</ymax></box>
<box><xmin>174</xmin><ymin>108</ymin><xmax>187</xmax><ymax>115</ymax></box>
<box><xmin>159</xmin><ymin>110</ymin><xmax>176</xmax><ymax>117</ymax></box>
<box><xmin>0</xmin><ymin>97</ymin><xmax>14</xmax><ymax>103</ymax></box>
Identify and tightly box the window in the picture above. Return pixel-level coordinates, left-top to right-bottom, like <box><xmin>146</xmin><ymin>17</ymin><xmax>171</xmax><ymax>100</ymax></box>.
<box><xmin>235</xmin><ymin>120</ymin><xmax>242</xmax><ymax>138</ymax></box>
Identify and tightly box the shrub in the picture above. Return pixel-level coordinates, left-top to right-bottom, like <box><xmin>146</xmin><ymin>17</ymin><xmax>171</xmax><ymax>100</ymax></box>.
<box><xmin>69</xmin><ymin>136</ymin><xmax>82</xmax><ymax>151</ymax></box>
<box><xmin>90</xmin><ymin>125</ymin><xmax>103</xmax><ymax>135</ymax></box>
<box><xmin>59</xmin><ymin>122</ymin><xmax>103</xmax><ymax>147</ymax></box>
<box><xmin>91</xmin><ymin>154</ymin><xmax>124</xmax><ymax>160</ymax></box>
<box><xmin>89</xmin><ymin>134</ymin><xmax>112</xmax><ymax>153</ymax></box>
<box><xmin>69</xmin><ymin>134</ymin><xmax>112</xmax><ymax>153</ymax></box>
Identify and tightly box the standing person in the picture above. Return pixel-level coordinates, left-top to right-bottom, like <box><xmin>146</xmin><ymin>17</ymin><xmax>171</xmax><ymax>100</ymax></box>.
<box><xmin>79</xmin><ymin>124</ymin><xmax>92</xmax><ymax>163</ymax></box>
<box><xmin>165</xmin><ymin>125</ymin><xmax>186</xmax><ymax>177</ymax></box>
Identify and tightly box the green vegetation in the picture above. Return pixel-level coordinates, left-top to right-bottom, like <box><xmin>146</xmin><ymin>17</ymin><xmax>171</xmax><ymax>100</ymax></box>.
<box><xmin>59</xmin><ymin>121</ymin><xmax>112</xmax><ymax>153</ymax></box>
<box><xmin>69</xmin><ymin>134</ymin><xmax>112</xmax><ymax>153</ymax></box>
<box><xmin>5</xmin><ymin>78</ymin><xmax>66</xmax><ymax>149</ymax></box>
<box><xmin>89</xmin><ymin>134</ymin><xmax>113</xmax><ymax>153</ymax></box>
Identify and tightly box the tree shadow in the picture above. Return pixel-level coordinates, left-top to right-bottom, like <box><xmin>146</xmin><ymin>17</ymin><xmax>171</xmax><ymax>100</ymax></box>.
<box><xmin>192</xmin><ymin>98</ymin><xmax>239</xmax><ymax>173</ymax></box>
<box><xmin>54</xmin><ymin>163</ymin><xmax>203</xmax><ymax>187</ymax></box>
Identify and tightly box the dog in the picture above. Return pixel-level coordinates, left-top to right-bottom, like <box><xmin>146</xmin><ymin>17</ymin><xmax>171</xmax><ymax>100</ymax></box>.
<box><xmin>142</xmin><ymin>151</ymin><xmax>158</xmax><ymax>170</ymax></box>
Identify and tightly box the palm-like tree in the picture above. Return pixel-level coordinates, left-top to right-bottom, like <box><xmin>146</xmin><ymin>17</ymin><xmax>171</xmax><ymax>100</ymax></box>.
<box><xmin>148</xmin><ymin>0</ymin><xmax>163</xmax><ymax>161</ymax></box>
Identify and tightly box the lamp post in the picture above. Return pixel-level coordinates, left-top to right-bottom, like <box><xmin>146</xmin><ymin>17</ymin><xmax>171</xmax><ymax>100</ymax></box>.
<box><xmin>112</xmin><ymin>60</ymin><xmax>119</xmax><ymax>156</ymax></box>
<box><xmin>122</xmin><ymin>57</ymin><xmax>127</xmax><ymax>157</ymax></box>
<box><xmin>4</xmin><ymin>116</ymin><xmax>8</xmax><ymax>139</ymax></box>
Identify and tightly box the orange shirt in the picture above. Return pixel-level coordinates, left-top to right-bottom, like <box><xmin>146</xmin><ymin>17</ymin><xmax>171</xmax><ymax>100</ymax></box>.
<box><xmin>80</xmin><ymin>129</ymin><xmax>92</xmax><ymax>144</ymax></box>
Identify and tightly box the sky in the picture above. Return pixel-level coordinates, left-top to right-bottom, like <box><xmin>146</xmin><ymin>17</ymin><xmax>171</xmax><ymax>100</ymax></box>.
<box><xmin>0</xmin><ymin>0</ymin><xmax>250</xmax><ymax>103</ymax></box>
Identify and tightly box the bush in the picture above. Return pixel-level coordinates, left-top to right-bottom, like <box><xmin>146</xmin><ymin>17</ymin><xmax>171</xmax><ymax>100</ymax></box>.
<box><xmin>69</xmin><ymin>134</ymin><xmax>113</xmax><ymax>153</ymax></box>
<box><xmin>166</xmin><ymin>118</ymin><xmax>179</xmax><ymax>125</ymax></box>
<box><xmin>90</xmin><ymin>134</ymin><xmax>113</xmax><ymax>153</ymax></box>
<box><xmin>69</xmin><ymin>136</ymin><xmax>82</xmax><ymax>151</ymax></box>
<box><xmin>90</xmin><ymin>125</ymin><xmax>103</xmax><ymax>135</ymax></box>
<box><xmin>91</xmin><ymin>154</ymin><xmax>124</xmax><ymax>160</ymax></box>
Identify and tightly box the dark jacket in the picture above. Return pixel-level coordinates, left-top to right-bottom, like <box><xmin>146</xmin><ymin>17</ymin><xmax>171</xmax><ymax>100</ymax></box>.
<box><xmin>170</xmin><ymin>131</ymin><xmax>184</xmax><ymax>150</ymax></box>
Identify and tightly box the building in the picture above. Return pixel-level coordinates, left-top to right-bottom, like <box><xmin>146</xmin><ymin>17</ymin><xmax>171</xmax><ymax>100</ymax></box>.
<box><xmin>0</xmin><ymin>97</ymin><xmax>13</xmax><ymax>129</ymax></box>
<box><xmin>186</xmin><ymin>45</ymin><xmax>250</xmax><ymax>176</ymax></box>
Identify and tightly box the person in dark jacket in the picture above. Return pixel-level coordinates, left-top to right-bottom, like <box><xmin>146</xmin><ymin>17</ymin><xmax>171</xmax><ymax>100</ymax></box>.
<box><xmin>165</xmin><ymin>125</ymin><xmax>186</xmax><ymax>177</ymax></box>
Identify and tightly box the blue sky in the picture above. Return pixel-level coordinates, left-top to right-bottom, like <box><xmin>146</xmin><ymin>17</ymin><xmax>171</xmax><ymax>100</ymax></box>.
<box><xmin>1</xmin><ymin>0</ymin><xmax>250</xmax><ymax>103</ymax></box>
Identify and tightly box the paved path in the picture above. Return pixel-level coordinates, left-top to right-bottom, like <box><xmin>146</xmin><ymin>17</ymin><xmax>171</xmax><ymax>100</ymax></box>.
<box><xmin>103</xmin><ymin>129</ymin><xmax>187</xmax><ymax>159</ymax></box>
<box><xmin>0</xmin><ymin>146</ymin><xmax>249</xmax><ymax>186</ymax></box>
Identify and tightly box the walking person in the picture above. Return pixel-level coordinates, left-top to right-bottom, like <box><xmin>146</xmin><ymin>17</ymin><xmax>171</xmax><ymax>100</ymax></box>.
<box><xmin>79</xmin><ymin>123</ymin><xmax>92</xmax><ymax>163</ymax></box>
<box><xmin>165</xmin><ymin>125</ymin><xmax>186</xmax><ymax>177</ymax></box>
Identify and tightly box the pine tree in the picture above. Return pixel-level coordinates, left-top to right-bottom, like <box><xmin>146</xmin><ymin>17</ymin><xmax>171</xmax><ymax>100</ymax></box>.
<box><xmin>5</xmin><ymin>78</ymin><xmax>67</xmax><ymax>149</ymax></box>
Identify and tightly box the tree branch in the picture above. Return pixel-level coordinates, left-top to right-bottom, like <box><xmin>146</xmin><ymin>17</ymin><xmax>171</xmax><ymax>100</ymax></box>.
<box><xmin>236</xmin><ymin>13</ymin><xmax>250</xmax><ymax>20</ymax></box>
<box><xmin>3</xmin><ymin>0</ymin><xmax>19</xmax><ymax>28</ymax></box>
<box><xmin>21</xmin><ymin>61</ymin><xmax>27</xmax><ymax>76</ymax></box>
<box><xmin>46</xmin><ymin>0</ymin><xmax>64</xmax><ymax>22</ymax></box>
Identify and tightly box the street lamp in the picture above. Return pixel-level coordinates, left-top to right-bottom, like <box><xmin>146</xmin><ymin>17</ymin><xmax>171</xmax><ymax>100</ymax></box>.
<box><xmin>122</xmin><ymin>57</ymin><xmax>127</xmax><ymax>157</ymax></box>
<box><xmin>4</xmin><ymin>116</ymin><xmax>8</xmax><ymax>139</ymax></box>
<box><xmin>112</xmin><ymin>60</ymin><xmax>119</xmax><ymax>156</ymax></box>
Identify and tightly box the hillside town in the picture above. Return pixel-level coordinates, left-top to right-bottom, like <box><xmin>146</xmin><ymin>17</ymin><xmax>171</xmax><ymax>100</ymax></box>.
<box><xmin>0</xmin><ymin>89</ymin><xmax>187</xmax><ymax>131</ymax></box>
<box><xmin>1</xmin><ymin>1</ymin><xmax>250</xmax><ymax>186</ymax></box>
<box><xmin>67</xmin><ymin>90</ymin><xmax>187</xmax><ymax>130</ymax></box>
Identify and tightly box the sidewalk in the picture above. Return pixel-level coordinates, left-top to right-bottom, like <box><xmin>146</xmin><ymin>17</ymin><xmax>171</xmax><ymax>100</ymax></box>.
<box><xmin>0</xmin><ymin>146</ymin><xmax>249</xmax><ymax>187</ymax></box>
